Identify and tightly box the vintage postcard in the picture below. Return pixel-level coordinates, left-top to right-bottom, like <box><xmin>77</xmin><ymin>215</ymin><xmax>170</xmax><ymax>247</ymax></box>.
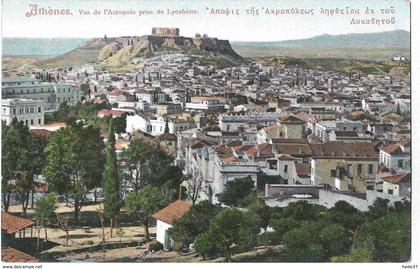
<box><xmin>0</xmin><ymin>0</ymin><xmax>415</xmax><ymax>267</ymax></box>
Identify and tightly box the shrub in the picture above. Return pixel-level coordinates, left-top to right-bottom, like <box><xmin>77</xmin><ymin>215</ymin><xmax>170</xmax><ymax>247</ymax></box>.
<box><xmin>148</xmin><ymin>240</ymin><xmax>163</xmax><ymax>252</ymax></box>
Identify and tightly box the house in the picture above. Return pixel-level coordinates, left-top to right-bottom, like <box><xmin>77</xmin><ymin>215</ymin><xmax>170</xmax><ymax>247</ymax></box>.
<box><xmin>379</xmin><ymin>141</ymin><xmax>410</xmax><ymax>173</ymax></box>
<box><xmin>310</xmin><ymin>141</ymin><xmax>378</xmax><ymax>192</ymax></box>
<box><xmin>152</xmin><ymin>200</ymin><xmax>191</xmax><ymax>250</ymax></box>
<box><xmin>379</xmin><ymin>173</ymin><xmax>411</xmax><ymax>199</ymax></box>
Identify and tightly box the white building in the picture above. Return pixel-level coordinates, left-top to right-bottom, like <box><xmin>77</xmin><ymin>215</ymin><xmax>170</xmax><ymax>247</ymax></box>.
<box><xmin>379</xmin><ymin>141</ymin><xmax>410</xmax><ymax>173</ymax></box>
<box><xmin>1</xmin><ymin>98</ymin><xmax>44</xmax><ymax>127</ymax></box>
<box><xmin>126</xmin><ymin>113</ymin><xmax>193</xmax><ymax>136</ymax></box>
<box><xmin>152</xmin><ymin>200</ymin><xmax>191</xmax><ymax>250</ymax></box>
<box><xmin>2</xmin><ymin>77</ymin><xmax>81</xmax><ymax>111</ymax></box>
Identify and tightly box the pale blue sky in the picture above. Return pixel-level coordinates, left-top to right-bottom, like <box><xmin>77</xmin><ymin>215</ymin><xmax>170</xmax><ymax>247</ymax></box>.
<box><xmin>1</xmin><ymin>0</ymin><xmax>410</xmax><ymax>41</ymax></box>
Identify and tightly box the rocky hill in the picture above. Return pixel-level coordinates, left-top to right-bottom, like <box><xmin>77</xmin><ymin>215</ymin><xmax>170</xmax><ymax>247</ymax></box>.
<box><xmin>33</xmin><ymin>35</ymin><xmax>245</xmax><ymax>70</ymax></box>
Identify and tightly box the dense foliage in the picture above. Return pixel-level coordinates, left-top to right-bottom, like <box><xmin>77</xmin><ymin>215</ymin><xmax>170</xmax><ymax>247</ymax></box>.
<box><xmin>43</xmin><ymin>121</ymin><xmax>105</xmax><ymax>221</ymax></box>
<box><xmin>215</xmin><ymin>176</ymin><xmax>255</xmax><ymax>207</ymax></box>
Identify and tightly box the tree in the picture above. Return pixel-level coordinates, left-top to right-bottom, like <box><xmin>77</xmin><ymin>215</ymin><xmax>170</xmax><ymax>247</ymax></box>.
<box><xmin>103</xmin><ymin>120</ymin><xmax>120</xmax><ymax>237</ymax></box>
<box><xmin>121</xmin><ymin>139</ymin><xmax>181</xmax><ymax>192</ymax></box>
<box><xmin>183</xmin><ymin>175</ymin><xmax>202</xmax><ymax>205</ymax></box>
<box><xmin>125</xmin><ymin>185</ymin><xmax>166</xmax><ymax>241</ymax></box>
<box><xmin>282</xmin><ymin>221</ymin><xmax>326</xmax><ymax>262</ymax></box>
<box><xmin>169</xmin><ymin>200</ymin><xmax>220</xmax><ymax>246</ymax></box>
<box><xmin>331</xmin><ymin>247</ymin><xmax>374</xmax><ymax>262</ymax></box>
<box><xmin>396</xmin><ymin>103</ymin><xmax>401</xmax><ymax>115</ymax></box>
<box><xmin>282</xmin><ymin>200</ymin><xmax>326</xmax><ymax>221</ymax></box>
<box><xmin>194</xmin><ymin>208</ymin><xmax>259</xmax><ymax>262</ymax></box>
<box><xmin>326</xmin><ymin>200</ymin><xmax>366</xmax><ymax>232</ymax></box>
<box><xmin>319</xmin><ymin>224</ymin><xmax>351</xmax><ymax>258</ymax></box>
<box><xmin>164</xmin><ymin>118</ymin><xmax>169</xmax><ymax>133</ymax></box>
<box><xmin>355</xmin><ymin>213</ymin><xmax>410</xmax><ymax>262</ymax></box>
<box><xmin>367</xmin><ymin>198</ymin><xmax>392</xmax><ymax>221</ymax></box>
<box><xmin>194</xmin><ymin>232</ymin><xmax>222</xmax><ymax>259</ymax></box>
<box><xmin>216</xmin><ymin>176</ymin><xmax>255</xmax><ymax>207</ymax></box>
<box><xmin>35</xmin><ymin>193</ymin><xmax>58</xmax><ymax>242</ymax></box>
<box><xmin>44</xmin><ymin>122</ymin><xmax>105</xmax><ymax>222</ymax></box>
<box><xmin>241</xmin><ymin>194</ymin><xmax>271</xmax><ymax>244</ymax></box>
<box><xmin>1</xmin><ymin>121</ymin><xmax>39</xmax><ymax>214</ymax></box>
<box><xmin>270</xmin><ymin>216</ymin><xmax>299</xmax><ymax>241</ymax></box>
<box><xmin>55</xmin><ymin>213</ymin><xmax>71</xmax><ymax>246</ymax></box>
<box><xmin>112</xmin><ymin>114</ymin><xmax>127</xmax><ymax>134</ymax></box>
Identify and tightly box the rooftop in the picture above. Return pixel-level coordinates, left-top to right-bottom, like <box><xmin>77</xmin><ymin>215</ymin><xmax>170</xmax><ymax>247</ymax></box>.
<box><xmin>152</xmin><ymin>200</ymin><xmax>191</xmax><ymax>225</ymax></box>
<box><xmin>1</xmin><ymin>212</ymin><xmax>35</xmax><ymax>234</ymax></box>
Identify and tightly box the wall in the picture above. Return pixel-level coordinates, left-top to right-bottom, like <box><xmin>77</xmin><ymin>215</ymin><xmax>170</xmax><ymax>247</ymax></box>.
<box><xmin>155</xmin><ymin>220</ymin><xmax>172</xmax><ymax>247</ymax></box>
<box><xmin>265</xmin><ymin>184</ymin><xmax>324</xmax><ymax>198</ymax></box>
<box><xmin>319</xmin><ymin>190</ymin><xmax>369</xmax><ymax>211</ymax></box>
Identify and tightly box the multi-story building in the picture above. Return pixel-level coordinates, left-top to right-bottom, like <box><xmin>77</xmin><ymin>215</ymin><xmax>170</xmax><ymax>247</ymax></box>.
<box><xmin>310</xmin><ymin>141</ymin><xmax>378</xmax><ymax>192</ymax></box>
<box><xmin>1</xmin><ymin>98</ymin><xmax>44</xmax><ymax>127</ymax></box>
<box><xmin>1</xmin><ymin>77</ymin><xmax>81</xmax><ymax>111</ymax></box>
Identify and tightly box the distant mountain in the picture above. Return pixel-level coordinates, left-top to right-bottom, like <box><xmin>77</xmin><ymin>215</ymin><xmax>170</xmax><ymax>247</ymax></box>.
<box><xmin>2</xmin><ymin>38</ymin><xmax>89</xmax><ymax>56</ymax></box>
<box><xmin>231</xmin><ymin>30</ymin><xmax>410</xmax><ymax>60</ymax></box>
<box><xmin>233</xmin><ymin>30</ymin><xmax>410</xmax><ymax>49</ymax></box>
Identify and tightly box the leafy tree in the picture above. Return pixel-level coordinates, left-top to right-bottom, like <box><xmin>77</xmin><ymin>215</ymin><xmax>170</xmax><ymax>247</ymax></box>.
<box><xmin>319</xmin><ymin>224</ymin><xmax>352</xmax><ymax>258</ymax></box>
<box><xmin>1</xmin><ymin>121</ymin><xmax>40</xmax><ymax>214</ymax></box>
<box><xmin>103</xmin><ymin>120</ymin><xmax>120</xmax><ymax>237</ymax></box>
<box><xmin>331</xmin><ymin>247</ymin><xmax>374</xmax><ymax>262</ymax></box>
<box><xmin>125</xmin><ymin>185</ymin><xmax>167</xmax><ymax>241</ymax></box>
<box><xmin>241</xmin><ymin>194</ymin><xmax>271</xmax><ymax>245</ymax></box>
<box><xmin>270</xmin><ymin>216</ymin><xmax>300</xmax><ymax>241</ymax></box>
<box><xmin>367</xmin><ymin>198</ymin><xmax>393</xmax><ymax>221</ymax></box>
<box><xmin>216</xmin><ymin>176</ymin><xmax>255</xmax><ymax>207</ymax></box>
<box><xmin>169</xmin><ymin>200</ymin><xmax>220</xmax><ymax>245</ymax></box>
<box><xmin>282</xmin><ymin>221</ymin><xmax>326</xmax><ymax>262</ymax></box>
<box><xmin>44</xmin><ymin>122</ymin><xmax>105</xmax><ymax>222</ymax></box>
<box><xmin>355</xmin><ymin>213</ymin><xmax>410</xmax><ymax>262</ymax></box>
<box><xmin>121</xmin><ymin>139</ymin><xmax>182</xmax><ymax>194</ymax></box>
<box><xmin>282</xmin><ymin>200</ymin><xmax>326</xmax><ymax>221</ymax></box>
<box><xmin>326</xmin><ymin>200</ymin><xmax>366</xmax><ymax>232</ymax></box>
<box><xmin>194</xmin><ymin>232</ymin><xmax>221</xmax><ymax>259</ymax></box>
<box><xmin>194</xmin><ymin>208</ymin><xmax>259</xmax><ymax>262</ymax></box>
<box><xmin>35</xmin><ymin>193</ymin><xmax>58</xmax><ymax>241</ymax></box>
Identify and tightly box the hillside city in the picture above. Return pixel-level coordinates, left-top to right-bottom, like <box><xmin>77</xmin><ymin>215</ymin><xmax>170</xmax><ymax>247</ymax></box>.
<box><xmin>1</xmin><ymin>28</ymin><xmax>411</xmax><ymax>263</ymax></box>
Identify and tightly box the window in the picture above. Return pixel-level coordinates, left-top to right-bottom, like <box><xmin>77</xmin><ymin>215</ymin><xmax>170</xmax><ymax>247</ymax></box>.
<box><xmin>30</xmin><ymin>119</ymin><xmax>34</xmax><ymax>125</ymax></box>
<box><xmin>38</xmin><ymin>107</ymin><xmax>41</xmax><ymax>112</ymax></box>
<box><xmin>12</xmin><ymin>109</ymin><xmax>16</xmax><ymax>115</ymax></box>
<box><xmin>357</xmin><ymin>164</ymin><xmax>363</xmax><ymax>175</ymax></box>
<box><xmin>388</xmin><ymin>189</ymin><xmax>393</xmax><ymax>195</ymax></box>
<box><xmin>25</xmin><ymin>120</ymin><xmax>28</xmax><ymax>126</ymax></box>
<box><xmin>367</xmin><ymin>185</ymin><xmax>374</xmax><ymax>190</ymax></box>
<box><xmin>330</xmin><ymin>169</ymin><xmax>337</xmax><ymax>178</ymax></box>
<box><xmin>368</xmin><ymin>164</ymin><xmax>373</xmax><ymax>174</ymax></box>
<box><xmin>398</xmin><ymin>160</ymin><xmax>404</xmax><ymax>169</ymax></box>
<box><xmin>38</xmin><ymin>119</ymin><xmax>41</xmax><ymax>124</ymax></box>
<box><xmin>284</xmin><ymin>165</ymin><xmax>288</xmax><ymax>173</ymax></box>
